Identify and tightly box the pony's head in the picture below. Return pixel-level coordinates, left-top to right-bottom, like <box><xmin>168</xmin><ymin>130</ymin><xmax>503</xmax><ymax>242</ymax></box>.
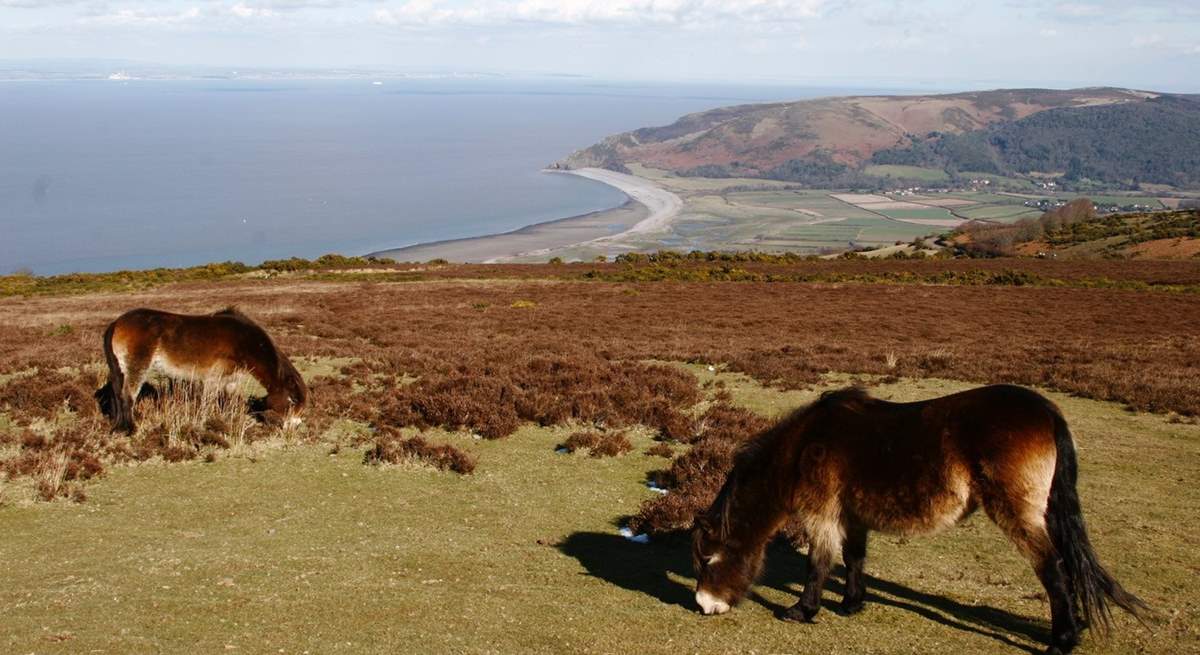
<box><xmin>266</xmin><ymin>357</ymin><xmax>308</xmax><ymax>420</ymax></box>
<box><xmin>691</xmin><ymin>478</ymin><xmax>765</xmax><ymax>615</ymax></box>
<box><xmin>279</xmin><ymin>359</ymin><xmax>308</xmax><ymax>411</ymax></box>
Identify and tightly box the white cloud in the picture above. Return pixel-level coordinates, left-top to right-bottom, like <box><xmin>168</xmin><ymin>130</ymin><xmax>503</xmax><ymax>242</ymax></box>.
<box><xmin>230</xmin><ymin>3</ymin><xmax>277</xmax><ymax>18</ymax></box>
<box><xmin>1054</xmin><ymin>2</ymin><xmax>1104</xmax><ymax>19</ymax></box>
<box><xmin>373</xmin><ymin>0</ymin><xmax>830</xmax><ymax>29</ymax></box>
<box><xmin>83</xmin><ymin>7</ymin><xmax>204</xmax><ymax>26</ymax></box>
<box><xmin>1130</xmin><ymin>33</ymin><xmax>1165</xmax><ymax>48</ymax></box>
<box><xmin>1039</xmin><ymin>28</ymin><xmax>1058</xmax><ymax>37</ymax></box>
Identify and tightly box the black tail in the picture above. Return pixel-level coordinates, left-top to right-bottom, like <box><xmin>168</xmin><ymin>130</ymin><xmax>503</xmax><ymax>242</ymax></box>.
<box><xmin>99</xmin><ymin>322</ymin><xmax>128</xmax><ymax>430</ymax></box>
<box><xmin>1045</xmin><ymin>410</ymin><xmax>1148</xmax><ymax>631</ymax></box>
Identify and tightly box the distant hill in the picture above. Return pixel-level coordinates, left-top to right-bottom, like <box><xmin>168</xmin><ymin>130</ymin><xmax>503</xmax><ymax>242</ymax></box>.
<box><xmin>560</xmin><ymin>88</ymin><xmax>1200</xmax><ymax>190</ymax></box>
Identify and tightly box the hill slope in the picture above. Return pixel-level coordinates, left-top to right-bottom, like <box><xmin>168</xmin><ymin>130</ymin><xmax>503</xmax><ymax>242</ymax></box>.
<box><xmin>561</xmin><ymin>88</ymin><xmax>1200</xmax><ymax>190</ymax></box>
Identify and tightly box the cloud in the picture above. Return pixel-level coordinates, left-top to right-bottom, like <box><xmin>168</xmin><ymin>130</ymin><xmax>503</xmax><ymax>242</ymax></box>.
<box><xmin>77</xmin><ymin>3</ymin><xmax>304</xmax><ymax>27</ymax></box>
<box><xmin>0</xmin><ymin>0</ymin><xmax>83</xmax><ymax>6</ymax></box>
<box><xmin>372</xmin><ymin>0</ymin><xmax>831</xmax><ymax>29</ymax></box>
<box><xmin>230</xmin><ymin>3</ymin><xmax>277</xmax><ymax>18</ymax></box>
<box><xmin>82</xmin><ymin>7</ymin><xmax>204</xmax><ymax>26</ymax></box>
<box><xmin>1130</xmin><ymin>33</ymin><xmax>1165</xmax><ymax>48</ymax></box>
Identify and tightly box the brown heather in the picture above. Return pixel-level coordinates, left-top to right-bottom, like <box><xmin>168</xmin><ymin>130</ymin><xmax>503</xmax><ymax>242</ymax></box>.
<box><xmin>1</xmin><ymin>259</ymin><xmax>1198</xmax><ymax>504</ymax></box>
<box><xmin>644</xmin><ymin>442</ymin><xmax>675</xmax><ymax>458</ymax></box>
<box><xmin>363</xmin><ymin>430</ymin><xmax>476</xmax><ymax>474</ymax></box>
<box><xmin>561</xmin><ymin>431</ymin><xmax>634</xmax><ymax>458</ymax></box>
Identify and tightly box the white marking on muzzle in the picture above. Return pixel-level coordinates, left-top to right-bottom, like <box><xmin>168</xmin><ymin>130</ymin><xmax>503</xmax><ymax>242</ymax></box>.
<box><xmin>696</xmin><ymin>590</ymin><xmax>730</xmax><ymax>615</ymax></box>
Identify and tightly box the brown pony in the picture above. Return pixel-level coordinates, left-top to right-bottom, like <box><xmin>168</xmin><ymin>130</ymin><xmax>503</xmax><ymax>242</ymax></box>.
<box><xmin>692</xmin><ymin>385</ymin><xmax>1145</xmax><ymax>655</ymax></box>
<box><xmin>97</xmin><ymin>307</ymin><xmax>307</xmax><ymax>433</ymax></box>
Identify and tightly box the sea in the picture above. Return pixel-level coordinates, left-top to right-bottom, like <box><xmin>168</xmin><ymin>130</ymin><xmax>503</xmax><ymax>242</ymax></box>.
<box><xmin>0</xmin><ymin>78</ymin><xmax>891</xmax><ymax>274</ymax></box>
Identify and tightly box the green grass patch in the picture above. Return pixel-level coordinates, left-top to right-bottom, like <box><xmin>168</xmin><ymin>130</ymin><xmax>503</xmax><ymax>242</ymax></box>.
<box><xmin>864</xmin><ymin>165</ymin><xmax>950</xmax><ymax>182</ymax></box>
<box><xmin>877</xmin><ymin>208</ymin><xmax>957</xmax><ymax>221</ymax></box>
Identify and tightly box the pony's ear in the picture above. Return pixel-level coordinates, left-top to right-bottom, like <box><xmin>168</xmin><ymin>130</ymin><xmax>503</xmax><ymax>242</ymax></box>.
<box><xmin>693</xmin><ymin>514</ymin><xmax>714</xmax><ymax>534</ymax></box>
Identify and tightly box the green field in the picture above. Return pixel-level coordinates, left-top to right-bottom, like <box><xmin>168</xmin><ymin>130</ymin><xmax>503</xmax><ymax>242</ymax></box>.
<box><xmin>863</xmin><ymin>165</ymin><xmax>951</xmax><ymax>182</ymax></box>
<box><xmin>874</xmin><ymin>208</ymin><xmax>958</xmax><ymax>221</ymax></box>
<box><xmin>957</xmin><ymin>205</ymin><xmax>1044</xmax><ymax>221</ymax></box>
<box><xmin>957</xmin><ymin>172</ymin><xmax>1038</xmax><ymax>190</ymax></box>
<box><xmin>1</xmin><ymin>371</ymin><xmax>1188</xmax><ymax>654</ymax></box>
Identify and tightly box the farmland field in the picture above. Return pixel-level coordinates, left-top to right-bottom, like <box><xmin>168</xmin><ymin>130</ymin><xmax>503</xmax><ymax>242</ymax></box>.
<box><xmin>544</xmin><ymin>169</ymin><xmax>1182</xmax><ymax>260</ymax></box>
<box><xmin>957</xmin><ymin>205</ymin><xmax>1045</xmax><ymax>222</ymax></box>
<box><xmin>2</xmin><ymin>261</ymin><xmax>1199</xmax><ymax>654</ymax></box>
<box><xmin>863</xmin><ymin>164</ymin><xmax>951</xmax><ymax>182</ymax></box>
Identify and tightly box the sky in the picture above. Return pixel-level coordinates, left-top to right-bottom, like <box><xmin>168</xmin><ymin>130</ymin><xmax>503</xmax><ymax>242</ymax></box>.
<box><xmin>1</xmin><ymin>1</ymin><xmax>1199</xmax><ymax>90</ymax></box>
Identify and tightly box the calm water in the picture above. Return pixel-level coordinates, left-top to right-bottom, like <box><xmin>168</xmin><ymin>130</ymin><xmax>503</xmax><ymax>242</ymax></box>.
<box><xmin>0</xmin><ymin>79</ymin><xmax>881</xmax><ymax>274</ymax></box>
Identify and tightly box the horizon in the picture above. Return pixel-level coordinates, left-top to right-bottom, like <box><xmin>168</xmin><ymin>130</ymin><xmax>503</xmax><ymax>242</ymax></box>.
<box><xmin>2</xmin><ymin>1</ymin><xmax>1199</xmax><ymax>92</ymax></box>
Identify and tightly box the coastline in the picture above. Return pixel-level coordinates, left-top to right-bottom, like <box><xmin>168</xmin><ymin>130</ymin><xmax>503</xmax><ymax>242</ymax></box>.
<box><xmin>369</xmin><ymin>168</ymin><xmax>682</xmax><ymax>263</ymax></box>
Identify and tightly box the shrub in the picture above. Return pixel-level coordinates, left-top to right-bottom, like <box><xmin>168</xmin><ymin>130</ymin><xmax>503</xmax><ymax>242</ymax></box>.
<box><xmin>644</xmin><ymin>442</ymin><xmax>674</xmax><ymax>458</ymax></box>
<box><xmin>629</xmin><ymin>402</ymin><xmax>772</xmax><ymax>534</ymax></box>
<box><xmin>363</xmin><ymin>431</ymin><xmax>476</xmax><ymax>474</ymax></box>
<box><xmin>560</xmin><ymin>431</ymin><xmax>632</xmax><ymax>458</ymax></box>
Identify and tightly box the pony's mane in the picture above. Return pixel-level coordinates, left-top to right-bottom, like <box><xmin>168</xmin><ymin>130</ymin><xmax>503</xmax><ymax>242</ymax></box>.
<box><xmin>214</xmin><ymin>306</ymin><xmax>253</xmax><ymax>322</ymax></box>
<box><xmin>709</xmin><ymin>386</ymin><xmax>874</xmax><ymax>540</ymax></box>
<box><xmin>733</xmin><ymin>386</ymin><xmax>871</xmax><ymax>469</ymax></box>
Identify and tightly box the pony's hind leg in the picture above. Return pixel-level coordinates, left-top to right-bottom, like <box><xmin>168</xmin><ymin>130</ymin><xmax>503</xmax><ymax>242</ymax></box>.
<box><xmin>783</xmin><ymin>517</ymin><xmax>843</xmax><ymax>623</ymax></box>
<box><xmin>1036</xmin><ymin>551</ymin><xmax>1081</xmax><ymax>655</ymax></box>
<box><xmin>115</xmin><ymin>350</ymin><xmax>153</xmax><ymax>435</ymax></box>
<box><xmin>985</xmin><ymin>491</ymin><xmax>1080</xmax><ymax>654</ymax></box>
<box><xmin>840</xmin><ymin>523</ymin><xmax>869</xmax><ymax>615</ymax></box>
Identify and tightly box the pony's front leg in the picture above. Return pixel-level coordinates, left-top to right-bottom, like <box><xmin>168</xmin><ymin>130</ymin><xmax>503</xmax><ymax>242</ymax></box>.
<box><xmin>840</xmin><ymin>523</ymin><xmax>869</xmax><ymax>615</ymax></box>
<box><xmin>783</xmin><ymin>529</ymin><xmax>841</xmax><ymax>623</ymax></box>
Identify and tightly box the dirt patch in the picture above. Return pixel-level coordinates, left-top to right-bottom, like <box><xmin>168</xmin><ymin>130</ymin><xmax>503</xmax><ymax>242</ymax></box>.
<box><xmin>1125</xmin><ymin>237</ymin><xmax>1200</xmax><ymax>259</ymax></box>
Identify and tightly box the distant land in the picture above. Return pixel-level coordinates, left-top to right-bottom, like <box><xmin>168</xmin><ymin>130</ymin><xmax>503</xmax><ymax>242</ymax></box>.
<box><xmin>0</xmin><ymin>59</ymin><xmax>513</xmax><ymax>82</ymax></box>
<box><xmin>559</xmin><ymin>87</ymin><xmax>1200</xmax><ymax>192</ymax></box>
<box><xmin>376</xmin><ymin>87</ymin><xmax>1200</xmax><ymax>263</ymax></box>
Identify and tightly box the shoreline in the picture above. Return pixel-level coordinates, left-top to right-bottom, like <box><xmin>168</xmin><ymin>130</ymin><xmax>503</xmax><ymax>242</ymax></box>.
<box><xmin>369</xmin><ymin>168</ymin><xmax>682</xmax><ymax>263</ymax></box>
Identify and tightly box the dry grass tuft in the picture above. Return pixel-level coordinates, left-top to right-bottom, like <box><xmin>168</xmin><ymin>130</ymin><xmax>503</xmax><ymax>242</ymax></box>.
<box><xmin>560</xmin><ymin>431</ymin><xmax>633</xmax><ymax>458</ymax></box>
<box><xmin>363</xmin><ymin>430</ymin><xmax>476</xmax><ymax>474</ymax></box>
<box><xmin>644</xmin><ymin>442</ymin><xmax>675</xmax><ymax>458</ymax></box>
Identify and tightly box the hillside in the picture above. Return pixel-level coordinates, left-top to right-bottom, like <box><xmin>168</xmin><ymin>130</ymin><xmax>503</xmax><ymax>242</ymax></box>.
<box><xmin>560</xmin><ymin>88</ymin><xmax>1200</xmax><ymax>190</ymax></box>
<box><xmin>949</xmin><ymin>199</ymin><xmax>1200</xmax><ymax>258</ymax></box>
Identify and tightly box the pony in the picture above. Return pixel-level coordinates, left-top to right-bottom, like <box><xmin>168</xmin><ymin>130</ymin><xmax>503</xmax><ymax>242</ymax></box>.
<box><xmin>96</xmin><ymin>307</ymin><xmax>307</xmax><ymax>433</ymax></box>
<box><xmin>691</xmin><ymin>385</ymin><xmax>1145</xmax><ymax>655</ymax></box>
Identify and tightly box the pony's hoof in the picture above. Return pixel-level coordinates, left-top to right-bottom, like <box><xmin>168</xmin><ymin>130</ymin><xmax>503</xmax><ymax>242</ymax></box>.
<box><xmin>779</xmin><ymin>605</ymin><xmax>817</xmax><ymax>623</ymax></box>
<box><xmin>839</xmin><ymin>600</ymin><xmax>865</xmax><ymax>616</ymax></box>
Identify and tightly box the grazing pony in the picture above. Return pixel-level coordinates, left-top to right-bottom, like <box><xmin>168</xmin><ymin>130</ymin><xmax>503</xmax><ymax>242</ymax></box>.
<box><xmin>97</xmin><ymin>307</ymin><xmax>307</xmax><ymax>433</ymax></box>
<box><xmin>692</xmin><ymin>385</ymin><xmax>1145</xmax><ymax>655</ymax></box>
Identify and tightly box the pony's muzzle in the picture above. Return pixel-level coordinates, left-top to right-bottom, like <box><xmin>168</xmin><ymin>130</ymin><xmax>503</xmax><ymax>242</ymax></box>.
<box><xmin>696</xmin><ymin>590</ymin><xmax>731</xmax><ymax>615</ymax></box>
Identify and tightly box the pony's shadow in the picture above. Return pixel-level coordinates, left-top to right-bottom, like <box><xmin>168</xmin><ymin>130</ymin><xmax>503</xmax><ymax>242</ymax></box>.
<box><xmin>557</xmin><ymin>532</ymin><xmax>1047</xmax><ymax>654</ymax></box>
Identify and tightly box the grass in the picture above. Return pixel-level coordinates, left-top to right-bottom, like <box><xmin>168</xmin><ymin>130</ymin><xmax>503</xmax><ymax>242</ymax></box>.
<box><xmin>958</xmin><ymin>205</ymin><xmax>1045</xmax><ymax>221</ymax></box>
<box><xmin>957</xmin><ymin>172</ymin><xmax>1039</xmax><ymax>190</ymax></box>
<box><xmin>875</xmin><ymin>208</ymin><xmax>958</xmax><ymax>221</ymax></box>
<box><xmin>1</xmin><ymin>374</ymin><xmax>1193</xmax><ymax>654</ymax></box>
<box><xmin>863</xmin><ymin>165</ymin><xmax>951</xmax><ymax>182</ymax></box>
